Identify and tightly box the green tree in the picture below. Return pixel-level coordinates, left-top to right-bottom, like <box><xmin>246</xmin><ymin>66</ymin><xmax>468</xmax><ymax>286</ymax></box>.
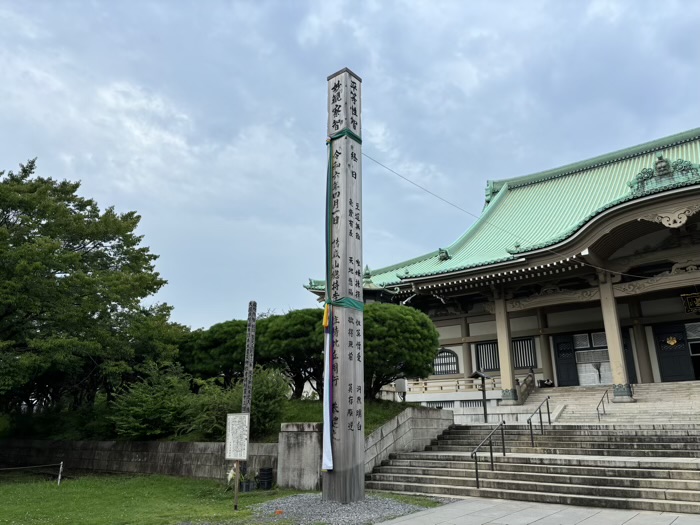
<box><xmin>178</xmin><ymin>319</ymin><xmax>248</xmax><ymax>386</ymax></box>
<box><xmin>0</xmin><ymin>160</ymin><xmax>168</xmax><ymax>414</ymax></box>
<box><xmin>257</xmin><ymin>309</ymin><xmax>324</xmax><ymax>399</ymax></box>
<box><xmin>364</xmin><ymin>303</ymin><xmax>439</xmax><ymax>399</ymax></box>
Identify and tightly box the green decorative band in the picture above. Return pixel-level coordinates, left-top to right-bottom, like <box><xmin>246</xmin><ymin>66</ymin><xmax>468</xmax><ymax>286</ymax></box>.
<box><xmin>501</xmin><ymin>388</ymin><xmax>519</xmax><ymax>401</ymax></box>
<box><xmin>612</xmin><ymin>383</ymin><xmax>633</xmax><ymax>398</ymax></box>
<box><xmin>328</xmin><ymin>128</ymin><xmax>362</xmax><ymax>144</ymax></box>
<box><xmin>326</xmin><ymin>298</ymin><xmax>364</xmax><ymax>311</ymax></box>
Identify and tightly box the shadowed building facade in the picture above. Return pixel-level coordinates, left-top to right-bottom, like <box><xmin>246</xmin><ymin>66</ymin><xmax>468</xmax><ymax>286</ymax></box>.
<box><xmin>308</xmin><ymin>127</ymin><xmax>700</xmax><ymax>406</ymax></box>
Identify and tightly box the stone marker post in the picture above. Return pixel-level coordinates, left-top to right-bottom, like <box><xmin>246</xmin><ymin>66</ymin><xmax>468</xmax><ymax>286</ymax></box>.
<box><xmin>242</xmin><ymin>300</ymin><xmax>257</xmax><ymax>415</ymax></box>
<box><xmin>322</xmin><ymin>67</ymin><xmax>365</xmax><ymax>503</ymax></box>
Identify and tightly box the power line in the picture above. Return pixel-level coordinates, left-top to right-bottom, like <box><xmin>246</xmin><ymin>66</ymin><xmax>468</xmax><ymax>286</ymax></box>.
<box><xmin>362</xmin><ymin>152</ymin><xmax>474</xmax><ymax>217</ymax></box>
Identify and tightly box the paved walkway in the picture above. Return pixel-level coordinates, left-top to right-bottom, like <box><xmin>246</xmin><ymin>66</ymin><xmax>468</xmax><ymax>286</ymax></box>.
<box><xmin>376</xmin><ymin>496</ymin><xmax>700</xmax><ymax>525</ymax></box>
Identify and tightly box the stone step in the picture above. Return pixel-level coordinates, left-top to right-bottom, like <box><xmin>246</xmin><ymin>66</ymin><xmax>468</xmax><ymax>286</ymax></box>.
<box><xmin>427</xmin><ymin>445</ymin><xmax>700</xmax><ymax>458</ymax></box>
<box><xmin>391</xmin><ymin>451</ymin><xmax>700</xmax><ymax>470</ymax></box>
<box><xmin>368</xmin><ymin>472</ymin><xmax>700</xmax><ymax>502</ymax></box>
<box><xmin>452</xmin><ymin>423</ymin><xmax>700</xmax><ymax>430</ymax></box>
<box><xmin>375</xmin><ymin>465</ymin><xmax>700</xmax><ymax>491</ymax></box>
<box><xmin>437</xmin><ymin>434</ymin><xmax>700</xmax><ymax>443</ymax></box>
<box><xmin>384</xmin><ymin>458</ymin><xmax>700</xmax><ymax>480</ymax></box>
<box><xmin>364</xmin><ymin>480</ymin><xmax>700</xmax><ymax>513</ymax></box>
<box><xmin>445</xmin><ymin>429</ymin><xmax>700</xmax><ymax>437</ymax></box>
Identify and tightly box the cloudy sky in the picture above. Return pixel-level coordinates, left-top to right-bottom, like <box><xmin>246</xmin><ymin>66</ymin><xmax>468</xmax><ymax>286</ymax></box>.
<box><xmin>1</xmin><ymin>1</ymin><xmax>699</xmax><ymax>329</ymax></box>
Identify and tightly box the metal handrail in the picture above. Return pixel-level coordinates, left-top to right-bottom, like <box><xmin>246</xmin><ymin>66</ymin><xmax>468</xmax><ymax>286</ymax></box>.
<box><xmin>526</xmin><ymin>396</ymin><xmax>551</xmax><ymax>447</ymax></box>
<box><xmin>596</xmin><ymin>389</ymin><xmax>610</xmax><ymax>421</ymax></box>
<box><xmin>470</xmin><ymin>421</ymin><xmax>506</xmax><ymax>489</ymax></box>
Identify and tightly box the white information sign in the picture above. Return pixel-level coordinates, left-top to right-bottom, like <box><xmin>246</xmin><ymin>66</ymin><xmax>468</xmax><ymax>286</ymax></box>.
<box><xmin>225</xmin><ymin>413</ymin><xmax>250</xmax><ymax>461</ymax></box>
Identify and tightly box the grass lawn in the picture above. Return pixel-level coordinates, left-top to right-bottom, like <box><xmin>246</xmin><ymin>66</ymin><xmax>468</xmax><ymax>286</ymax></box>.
<box><xmin>0</xmin><ymin>474</ymin><xmax>302</xmax><ymax>525</ymax></box>
<box><xmin>0</xmin><ymin>474</ymin><xmax>441</xmax><ymax>525</ymax></box>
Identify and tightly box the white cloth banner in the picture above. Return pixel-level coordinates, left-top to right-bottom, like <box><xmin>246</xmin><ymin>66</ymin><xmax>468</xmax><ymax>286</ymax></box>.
<box><xmin>322</xmin><ymin>329</ymin><xmax>334</xmax><ymax>471</ymax></box>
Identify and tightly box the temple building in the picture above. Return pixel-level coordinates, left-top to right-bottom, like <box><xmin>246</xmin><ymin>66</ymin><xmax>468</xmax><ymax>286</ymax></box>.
<box><xmin>307</xmin><ymin>127</ymin><xmax>700</xmax><ymax>407</ymax></box>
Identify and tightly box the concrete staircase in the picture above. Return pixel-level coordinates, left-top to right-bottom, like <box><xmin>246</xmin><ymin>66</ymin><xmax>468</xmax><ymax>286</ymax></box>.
<box><xmin>367</xmin><ymin>382</ymin><xmax>700</xmax><ymax>512</ymax></box>
<box><xmin>526</xmin><ymin>380</ymin><xmax>700</xmax><ymax>424</ymax></box>
<box><xmin>367</xmin><ymin>423</ymin><xmax>700</xmax><ymax>512</ymax></box>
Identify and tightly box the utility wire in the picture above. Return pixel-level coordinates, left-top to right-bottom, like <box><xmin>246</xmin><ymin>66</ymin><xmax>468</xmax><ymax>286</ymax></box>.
<box><xmin>362</xmin><ymin>151</ymin><xmax>655</xmax><ymax>281</ymax></box>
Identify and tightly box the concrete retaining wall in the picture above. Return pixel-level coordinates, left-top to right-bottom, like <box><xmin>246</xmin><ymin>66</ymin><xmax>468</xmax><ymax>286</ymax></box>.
<box><xmin>364</xmin><ymin>407</ymin><xmax>454</xmax><ymax>475</ymax></box>
<box><xmin>276</xmin><ymin>423</ymin><xmax>322</xmax><ymax>490</ymax></box>
<box><xmin>0</xmin><ymin>439</ymin><xmax>277</xmax><ymax>481</ymax></box>
<box><xmin>0</xmin><ymin>408</ymin><xmax>453</xmax><ymax>487</ymax></box>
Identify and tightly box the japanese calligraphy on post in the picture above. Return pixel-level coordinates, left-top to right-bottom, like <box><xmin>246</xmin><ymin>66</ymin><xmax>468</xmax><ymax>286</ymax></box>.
<box><xmin>322</xmin><ymin>67</ymin><xmax>365</xmax><ymax>503</ymax></box>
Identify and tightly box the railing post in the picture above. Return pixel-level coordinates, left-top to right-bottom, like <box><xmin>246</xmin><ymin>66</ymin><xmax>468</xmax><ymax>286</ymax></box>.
<box><xmin>538</xmin><ymin>407</ymin><xmax>543</xmax><ymax>434</ymax></box>
<box><xmin>501</xmin><ymin>423</ymin><xmax>506</xmax><ymax>456</ymax></box>
<box><xmin>473</xmin><ymin>454</ymin><xmax>480</xmax><ymax>489</ymax></box>
<box><xmin>546</xmin><ymin>397</ymin><xmax>551</xmax><ymax>425</ymax></box>
<box><xmin>489</xmin><ymin>438</ymin><xmax>494</xmax><ymax>470</ymax></box>
<box><xmin>528</xmin><ymin>418</ymin><xmax>534</xmax><ymax>447</ymax></box>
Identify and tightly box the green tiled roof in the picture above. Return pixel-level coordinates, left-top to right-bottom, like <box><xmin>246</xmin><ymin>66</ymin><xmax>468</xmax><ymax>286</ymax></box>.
<box><xmin>308</xmin><ymin>128</ymin><xmax>700</xmax><ymax>291</ymax></box>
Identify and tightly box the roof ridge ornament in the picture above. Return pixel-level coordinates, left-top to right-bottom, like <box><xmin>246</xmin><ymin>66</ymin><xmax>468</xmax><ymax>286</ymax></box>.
<box><xmin>438</xmin><ymin>248</ymin><xmax>451</xmax><ymax>261</ymax></box>
<box><xmin>484</xmin><ymin>180</ymin><xmax>496</xmax><ymax>205</ymax></box>
<box><xmin>628</xmin><ymin>154</ymin><xmax>700</xmax><ymax>196</ymax></box>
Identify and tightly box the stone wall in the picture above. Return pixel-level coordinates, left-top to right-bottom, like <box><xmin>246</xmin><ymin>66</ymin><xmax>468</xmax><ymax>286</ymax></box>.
<box><xmin>0</xmin><ymin>439</ymin><xmax>277</xmax><ymax>481</ymax></box>
<box><xmin>0</xmin><ymin>408</ymin><xmax>452</xmax><ymax>486</ymax></box>
<box><xmin>364</xmin><ymin>407</ymin><xmax>454</xmax><ymax>475</ymax></box>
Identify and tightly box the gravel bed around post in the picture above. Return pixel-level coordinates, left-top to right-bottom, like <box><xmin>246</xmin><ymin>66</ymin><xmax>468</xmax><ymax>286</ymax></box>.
<box><xmin>251</xmin><ymin>493</ymin><xmax>451</xmax><ymax>525</ymax></box>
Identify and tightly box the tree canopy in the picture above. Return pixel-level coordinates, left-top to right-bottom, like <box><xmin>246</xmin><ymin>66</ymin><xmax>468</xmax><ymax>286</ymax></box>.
<box><xmin>0</xmin><ymin>160</ymin><xmax>180</xmax><ymax>414</ymax></box>
<box><xmin>364</xmin><ymin>303</ymin><xmax>439</xmax><ymax>399</ymax></box>
<box><xmin>178</xmin><ymin>319</ymin><xmax>249</xmax><ymax>387</ymax></box>
<box><xmin>257</xmin><ymin>308</ymin><xmax>324</xmax><ymax>399</ymax></box>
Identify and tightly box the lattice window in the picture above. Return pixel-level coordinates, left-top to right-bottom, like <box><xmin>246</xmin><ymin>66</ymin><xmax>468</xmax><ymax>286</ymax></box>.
<box><xmin>476</xmin><ymin>339</ymin><xmax>536</xmax><ymax>371</ymax></box>
<box><xmin>460</xmin><ymin>400</ymin><xmax>484</xmax><ymax>408</ymax></box>
<box><xmin>424</xmin><ymin>401</ymin><xmax>454</xmax><ymax>408</ymax></box>
<box><xmin>434</xmin><ymin>348</ymin><xmax>459</xmax><ymax>375</ymax></box>
<box><xmin>512</xmin><ymin>338</ymin><xmax>537</xmax><ymax>369</ymax></box>
<box><xmin>557</xmin><ymin>341</ymin><xmax>574</xmax><ymax>359</ymax></box>
<box><xmin>575</xmin><ymin>349</ymin><xmax>610</xmax><ymax>364</ymax></box>
<box><xmin>687</xmin><ymin>322</ymin><xmax>700</xmax><ymax>341</ymax></box>
<box><xmin>573</xmin><ymin>334</ymin><xmax>590</xmax><ymax>349</ymax></box>
<box><xmin>591</xmin><ymin>332</ymin><xmax>607</xmax><ymax>348</ymax></box>
<box><xmin>476</xmin><ymin>341</ymin><xmax>499</xmax><ymax>372</ymax></box>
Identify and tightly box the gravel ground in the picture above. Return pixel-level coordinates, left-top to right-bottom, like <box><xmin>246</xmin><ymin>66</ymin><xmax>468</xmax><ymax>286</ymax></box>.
<box><xmin>251</xmin><ymin>493</ymin><xmax>450</xmax><ymax>525</ymax></box>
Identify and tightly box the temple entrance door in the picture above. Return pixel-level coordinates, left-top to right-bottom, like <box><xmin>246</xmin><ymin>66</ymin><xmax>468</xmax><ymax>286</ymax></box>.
<box><xmin>622</xmin><ymin>333</ymin><xmax>637</xmax><ymax>384</ymax></box>
<box><xmin>553</xmin><ymin>335</ymin><xmax>579</xmax><ymax>386</ymax></box>
<box><xmin>654</xmin><ymin>324</ymin><xmax>693</xmax><ymax>382</ymax></box>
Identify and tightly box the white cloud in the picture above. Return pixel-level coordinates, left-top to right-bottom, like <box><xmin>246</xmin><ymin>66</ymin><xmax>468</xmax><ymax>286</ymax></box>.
<box><xmin>0</xmin><ymin>7</ymin><xmax>50</xmax><ymax>40</ymax></box>
<box><xmin>585</xmin><ymin>0</ymin><xmax>624</xmax><ymax>23</ymax></box>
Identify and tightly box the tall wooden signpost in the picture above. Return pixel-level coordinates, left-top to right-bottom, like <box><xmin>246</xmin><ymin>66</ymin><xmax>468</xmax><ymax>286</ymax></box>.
<box><xmin>322</xmin><ymin>68</ymin><xmax>365</xmax><ymax>503</ymax></box>
<box><xmin>242</xmin><ymin>300</ymin><xmax>257</xmax><ymax>415</ymax></box>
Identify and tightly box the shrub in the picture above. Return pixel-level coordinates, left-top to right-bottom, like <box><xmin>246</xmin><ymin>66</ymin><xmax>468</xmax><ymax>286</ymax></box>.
<box><xmin>178</xmin><ymin>379</ymin><xmax>243</xmax><ymax>440</ymax></box>
<box><xmin>178</xmin><ymin>366</ymin><xmax>288</xmax><ymax>441</ymax></box>
<box><xmin>109</xmin><ymin>363</ymin><xmax>191</xmax><ymax>439</ymax></box>
<box><xmin>248</xmin><ymin>367</ymin><xmax>288</xmax><ymax>439</ymax></box>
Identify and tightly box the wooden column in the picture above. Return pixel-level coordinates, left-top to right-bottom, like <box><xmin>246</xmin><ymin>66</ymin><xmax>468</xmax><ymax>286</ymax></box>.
<box><xmin>461</xmin><ymin>317</ymin><xmax>472</xmax><ymax>378</ymax></box>
<box><xmin>629</xmin><ymin>301</ymin><xmax>653</xmax><ymax>383</ymax></box>
<box><xmin>598</xmin><ymin>272</ymin><xmax>635</xmax><ymax>402</ymax></box>
<box><xmin>494</xmin><ymin>296</ymin><xmax>518</xmax><ymax>404</ymax></box>
<box><xmin>537</xmin><ymin>309</ymin><xmax>554</xmax><ymax>381</ymax></box>
<box><xmin>322</xmin><ymin>68</ymin><xmax>365</xmax><ymax>503</ymax></box>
